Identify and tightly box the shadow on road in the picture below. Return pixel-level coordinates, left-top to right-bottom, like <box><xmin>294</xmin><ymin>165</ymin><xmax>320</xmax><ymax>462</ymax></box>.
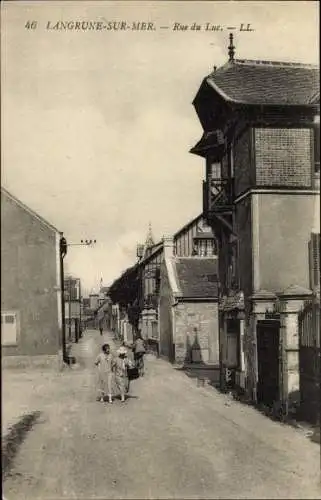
<box><xmin>2</xmin><ymin>411</ymin><xmax>42</xmax><ymax>477</ymax></box>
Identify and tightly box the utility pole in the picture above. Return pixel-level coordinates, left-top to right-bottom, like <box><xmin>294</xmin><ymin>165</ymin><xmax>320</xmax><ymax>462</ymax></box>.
<box><xmin>59</xmin><ymin>233</ymin><xmax>68</xmax><ymax>363</ymax></box>
<box><xmin>69</xmin><ymin>279</ymin><xmax>72</xmax><ymax>342</ymax></box>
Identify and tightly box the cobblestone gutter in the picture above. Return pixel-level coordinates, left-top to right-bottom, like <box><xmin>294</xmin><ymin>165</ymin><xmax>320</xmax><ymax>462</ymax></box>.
<box><xmin>2</xmin><ymin>411</ymin><xmax>41</xmax><ymax>476</ymax></box>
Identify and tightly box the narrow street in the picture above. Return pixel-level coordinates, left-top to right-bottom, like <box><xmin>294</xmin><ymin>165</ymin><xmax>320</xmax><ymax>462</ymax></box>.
<box><xmin>4</xmin><ymin>329</ymin><xmax>321</xmax><ymax>500</ymax></box>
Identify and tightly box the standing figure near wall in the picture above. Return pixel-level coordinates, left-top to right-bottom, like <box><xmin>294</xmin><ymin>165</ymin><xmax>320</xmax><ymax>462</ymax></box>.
<box><xmin>98</xmin><ymin>318</ymin><xmax>104</xmax><ymax>336</ymax></box>
<box><xmin>133</xmin><ymin>334</ymin><xmax>147</xmax><ymax>376</ymax></box>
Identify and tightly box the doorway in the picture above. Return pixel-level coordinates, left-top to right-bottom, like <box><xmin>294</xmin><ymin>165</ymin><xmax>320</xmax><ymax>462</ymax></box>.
<box><xmin>256</xmin><ymin>320</ymin><xmax>280</xmax><ymax>407</ymax></box>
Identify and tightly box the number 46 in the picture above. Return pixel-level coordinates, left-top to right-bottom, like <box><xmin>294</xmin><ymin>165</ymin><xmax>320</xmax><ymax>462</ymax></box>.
<box><xmin>25</xmin><ymin>21</ymin><xmax>37</xmax><ymax>30</ymax></box>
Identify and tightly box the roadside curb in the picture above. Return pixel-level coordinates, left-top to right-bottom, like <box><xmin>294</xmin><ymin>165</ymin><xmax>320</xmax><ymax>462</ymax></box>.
<box><xmin>2</xmin><ymin>411</ymin><xmax>41</xmax><ymax>476</ymax></box>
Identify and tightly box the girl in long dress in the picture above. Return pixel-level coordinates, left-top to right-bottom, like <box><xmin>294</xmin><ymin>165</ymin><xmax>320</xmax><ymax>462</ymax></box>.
<box><xmin>95</xmin><ymin>343</ymin><xmax>114</xmax><ymax>404</ymax></box>
<box><xmin>113</xmin><ymin>346</ymin><xmax>133</xmax><ymax>402</ymax></box>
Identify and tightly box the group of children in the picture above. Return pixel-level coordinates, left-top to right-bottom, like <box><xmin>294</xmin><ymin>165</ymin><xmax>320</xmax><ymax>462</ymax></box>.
<box><xmin>95</xmin><ymin>336</ymin><xmax>146</xmax><ymax>403</ymax></box>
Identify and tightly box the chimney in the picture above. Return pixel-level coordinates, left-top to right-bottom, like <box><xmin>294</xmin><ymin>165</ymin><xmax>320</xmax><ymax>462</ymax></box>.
<box><xmin>162</xmin><ymin>235</ymin><xmax>175</xmax><ymax>259</ymax></box>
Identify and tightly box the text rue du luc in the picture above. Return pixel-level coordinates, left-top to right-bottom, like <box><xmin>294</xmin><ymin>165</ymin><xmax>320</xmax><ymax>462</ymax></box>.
<box><xmin>173</xmin><ymin>23</ymin><xmax>254</xmax><ymax>31</ymax></box>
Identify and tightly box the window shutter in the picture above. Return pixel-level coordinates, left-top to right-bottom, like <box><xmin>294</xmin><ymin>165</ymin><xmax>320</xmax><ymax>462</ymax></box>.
<box><xmin>309</xmin><ymin>233</ymin><xmax>320</xmax><ymax>290</ymax></box>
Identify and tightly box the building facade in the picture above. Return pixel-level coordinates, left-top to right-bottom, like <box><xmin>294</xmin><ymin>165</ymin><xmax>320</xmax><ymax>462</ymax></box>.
<box><xmin>191</xmin><ymin>35</ymin><xmax>320</xmax><ymax>411</ymax></box>
<box><xmin>159</xmin><ymin>237</ymin><xmax>219</xmax><ymax>366</ymax></box>
<box><xmin>1</xmin><ymin>187</ymin><xmax>62</xmax><ymax>367</ymax></box>
<box><xmin>64</xmin><ymin>275</ymin><xmax>82</xmax><ymax>343</ymax></box>
<box><xmin>108</xmin><ymin>214</ymin><xmax>218</xmax><ymax>353</ymax></box>
<box><xmin>138</xmin><ymin>215</ymin><xmax>217</xmax><ymax>352</ymax></box>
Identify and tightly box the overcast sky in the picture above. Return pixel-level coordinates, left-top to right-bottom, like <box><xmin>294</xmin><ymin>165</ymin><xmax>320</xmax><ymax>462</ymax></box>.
<box><xmin>2</xmin><ymin>1</ymin><xmax>319</xmax><ymax>295</ymax></box>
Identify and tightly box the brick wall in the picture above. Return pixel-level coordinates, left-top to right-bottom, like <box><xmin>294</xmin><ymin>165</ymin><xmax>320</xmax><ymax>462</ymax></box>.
<box><xmin>255</xmin><ymin>128</ymin><xmax>312</xmax><ymax>187</ymax></box>
<box><xmin>1</xmin><ymin>194</ymin><xmax>60</xmax><ymax>356</ymax></box>
<box><xmin>173</xmin><ymin>301</ymin><xmax>219</xmax><ymax>365</ymax></box>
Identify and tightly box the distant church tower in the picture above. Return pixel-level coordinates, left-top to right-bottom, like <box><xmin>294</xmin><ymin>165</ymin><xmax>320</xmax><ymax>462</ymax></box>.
<box><xmin>136</xmin><ymin>222</ymin><xmax>155</xmax><ymax>260</ymax></box>
<box><xmin>145</xmin><ymin>222</ymin><xmax>154</xmax><ymax>248</ymax></box>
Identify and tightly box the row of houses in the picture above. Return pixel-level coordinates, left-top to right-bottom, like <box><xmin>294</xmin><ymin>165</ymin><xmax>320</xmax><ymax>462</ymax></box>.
<box><xmin>108</xmin><ymin>214</ymin><xmax>220</xmax><ymax>366</ymax></box>
<box><xmin>1</xmin><ymin>186</ymin><xmax>84</xmax><ymax>367</ymax></box>
<box><xmin>108</xmin><ymin>35</ymin><xmax>320</xmax><ymax>423</ymax></box>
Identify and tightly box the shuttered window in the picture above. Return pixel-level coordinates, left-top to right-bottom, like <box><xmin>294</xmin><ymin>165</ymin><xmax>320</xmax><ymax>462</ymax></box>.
<box><xmin>309</xmin><ymin>233</ymin><xmax>320</xmax><ymax>290</ymax></box>
<box><xmin>314</xmin><ymin>127</ymin><xmax>320</xmax><ymax>173</ymax></box>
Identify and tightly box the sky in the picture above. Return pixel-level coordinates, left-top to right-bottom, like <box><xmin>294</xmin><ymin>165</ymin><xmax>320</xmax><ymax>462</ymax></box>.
<box><xmin>2</xmin><ymin>1</ymin><xmax>319</xmax><ymax>295</ymax></box>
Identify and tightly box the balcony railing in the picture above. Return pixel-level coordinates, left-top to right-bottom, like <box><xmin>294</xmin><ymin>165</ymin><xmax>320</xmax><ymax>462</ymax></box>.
<box><xmin>203</xmin><ymin>178</ymin><xmax>235</xmax><ymax>218</ymax></box>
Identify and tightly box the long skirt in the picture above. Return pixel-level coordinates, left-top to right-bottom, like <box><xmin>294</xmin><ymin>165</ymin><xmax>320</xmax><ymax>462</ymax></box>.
<box><xmin>98</xmin><ymin>372</ymin><xmax>113</xmax><ymax>396</ymax></box>
<box><xmin>115</xmin><ymin>375</ymin><xmax>129</xmax><ymax>395</ymax></box>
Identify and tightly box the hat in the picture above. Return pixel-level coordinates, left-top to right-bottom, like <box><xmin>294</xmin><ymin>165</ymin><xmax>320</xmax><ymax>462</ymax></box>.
<box><xmin>118</xmin><ymin>346</ymin><xmax>127</xmax><ymax>355</ymax></box>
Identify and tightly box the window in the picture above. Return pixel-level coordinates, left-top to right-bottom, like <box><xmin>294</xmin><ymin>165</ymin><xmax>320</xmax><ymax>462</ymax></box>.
<box><xmin>209</xmin><ymin>162</ymin><xmax>221</xmax><ymax>179</ymax></box>
<box><xmin>309</xmin><ymin>233</ymin><xmax>320</xmax><ymax>290</ymax></box>
<box><xmin>193</xmin><ymin>238</ymin><xmax>217</xmax><ymax>257</ymax></box>
<box><xmin>225</xmin><ymin>319</ymin><xmax>240</xmax><ymax>369</ymax></box>
<box><xmin>314</xmin><ymin>127</ymin><xmax>320</xmax><ymax>174</ymax></box>
<box><xmin>155</xmin><ymin>269</ymin><xmax>161</xmax><ymax>295</ymax></box>
<box><xmin>1</xmin><ymin>312</ymin><xmax>18</xmax><ymax>346</ymax></box>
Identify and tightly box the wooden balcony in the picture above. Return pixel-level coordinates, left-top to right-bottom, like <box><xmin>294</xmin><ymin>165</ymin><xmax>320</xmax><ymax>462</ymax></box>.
<box><xmin>203</xmin><ymin>178</ymin><xmax>235</xmax><ymax>220</ymax></box>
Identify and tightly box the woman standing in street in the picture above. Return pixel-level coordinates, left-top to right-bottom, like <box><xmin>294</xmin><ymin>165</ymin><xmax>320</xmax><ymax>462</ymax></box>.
<box><xmin>113</xmin><ymin>346</ymin><xmax>133</xmax><ymax>403</ymax></box>
<box><xmin>95</xmin><ymin>343</ymin><xmax>114</xmax><ymax>404</ymax></box>
<box><xmin>133</xmin><ymin>334</ymin><xmax>146</xmax><ymax>377</ymax></box>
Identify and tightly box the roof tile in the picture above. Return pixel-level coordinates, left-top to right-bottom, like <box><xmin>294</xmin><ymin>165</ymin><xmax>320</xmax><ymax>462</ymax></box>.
<box><xmin>174</xmin><ymin>258</ymin><xmax>219</xmax><ymax>298</ymax></box>
<box><xmin>207</xmin><ymin>59</ymin><xmax>319</xmax><ymax>106</ymax></box>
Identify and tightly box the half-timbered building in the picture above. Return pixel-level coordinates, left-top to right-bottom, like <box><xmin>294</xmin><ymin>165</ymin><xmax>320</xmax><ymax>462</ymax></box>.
<box><xmin>109</xmin><ymin>214</ymin><xmax>218</xmax><ymax>355</ymax></box>
<box><xmin>137</xmin><ymin>215</ymin><xmax>217</xmax><ymax>353</ymax></box>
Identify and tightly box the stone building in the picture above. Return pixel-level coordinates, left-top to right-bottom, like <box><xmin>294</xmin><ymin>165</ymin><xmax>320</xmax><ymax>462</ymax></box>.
<box><xmin>191</xmin><ymin>34</ymin><xmax>320</xmax><ymax>411</ymax></box>
<box><xmin>1</xmin><ymin>186</ymin><xmax>62</xmax><ymax>368</ymax></box>
<box><xmin>159</xmin><ymin>237</ymin><xmax>219</xmax><ymax>366</ymax></box>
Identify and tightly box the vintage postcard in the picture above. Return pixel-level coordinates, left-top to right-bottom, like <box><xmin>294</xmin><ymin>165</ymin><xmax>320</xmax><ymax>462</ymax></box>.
<box><xmin>2</xmin><ymin>1</ymin><xmax>320</xmax><ymax>499</ymax></box>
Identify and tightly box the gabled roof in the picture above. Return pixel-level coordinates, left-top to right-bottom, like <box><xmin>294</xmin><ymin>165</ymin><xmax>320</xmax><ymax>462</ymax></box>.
<box><xmin>139</xmin><ymin>240</ymin><xmax>163</xmax><ymax>266</ymax></box>
<box><xmin>1</xmin><ymin>186</ymin><xmax>60</xmax><ymax>233</ymax></box>
<box><xmin>173</xmin><ymin>257</ymin><xmax>219</xmax><ymax>299</ymax></box>
<box><xmin>174</xmin><ymin>213</ymin><xmax>203</xmax><ymax>239</ymax></box>
<box><xmin>204</xmin><ymin>59</ymin><xmax>319</xmax><ymax>107</ymax></box>
<box><xmin>139</xmin><ymin>213</ymin><xmax>206</xmax><ymax>267</ymax></box>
